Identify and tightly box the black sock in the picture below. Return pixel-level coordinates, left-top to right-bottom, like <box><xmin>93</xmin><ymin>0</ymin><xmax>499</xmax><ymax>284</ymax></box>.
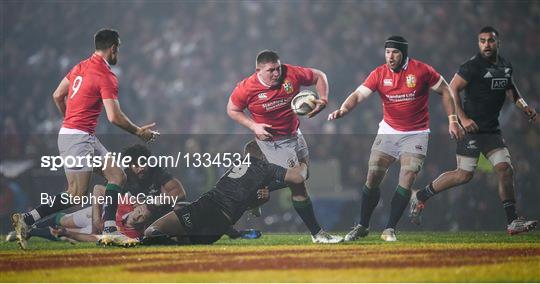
<box><xmin>502</xmin><ymin>199</ymin><xmax>518</xmax><ymax>224</ymax></box>
<box><xmin>28</xmin><ymin>227</ymin><xmax>58</xmax><ymax>241</ymax></box>
<box><xmin>292</xmin><ymin>198</ymin><xmax>321</xmax><ymax>235</ymax></box>
<box><xmin>102</xmin><ymin>183</ymin><xmax>121</xmax><ymax>233</ymax></box>
<box><xmin>25</xmin><ymin>193</ymin><xmax>72</xmax><ymax>226</ymax></box>
<box><xmin>417</xmin><ymin>182</ymin><xmax>437</xmax><ymax>202</ymax></box>
<box><xmin>386</xmin><ymin>185</ymin><xmax>411</xmax><ymax>229</ymax></box>
<box><xmin>359</xmin><ymin>185</ymin><xmax>380</xmax><ymax>228</ymax></box>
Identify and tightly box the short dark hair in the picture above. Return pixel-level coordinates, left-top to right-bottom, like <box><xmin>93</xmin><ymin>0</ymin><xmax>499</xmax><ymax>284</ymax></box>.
<box><xmin>479</xmin><ymin>26</ymin><xmax>499</xmax><ymax>38</ymax></box>
<box><xmin>122</xmin><ymin>144</ymin><xmax>151</xmax><ymax>166</ymax></box>
<box><xmin>243</xmin><ymin>140</ymin><xmax>266</xmax><ymax>161</ymax></box>
<box><xmin>256</xmin><ymin>50</ymin><xmax>280</xmax><ymax>66</ymax></box>
<box><xmin>94</xmin><ymin>29</ymin><xmax>120</xmax><ymax>51</ymax></box>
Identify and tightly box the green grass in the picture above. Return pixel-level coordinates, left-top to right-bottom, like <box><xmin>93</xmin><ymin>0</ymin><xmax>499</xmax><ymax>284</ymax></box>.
<box><xmin>1</xmin><ymin>231</ymin><xmax>539</xmax><ymax>250</ymax></box>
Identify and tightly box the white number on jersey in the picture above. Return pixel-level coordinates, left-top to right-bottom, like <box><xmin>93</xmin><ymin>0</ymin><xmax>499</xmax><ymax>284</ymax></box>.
<box><xmin>70</xmin><ymin>76</ymin><xmax>83</xmax><ymax>99</ymax></box>
<box><xmin>227</xmin><ymin>165</ymin><xmax>248</xmax><ymax>179</ymax></box>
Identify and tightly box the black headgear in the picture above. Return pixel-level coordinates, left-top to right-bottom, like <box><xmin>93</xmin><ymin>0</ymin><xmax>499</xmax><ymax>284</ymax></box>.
<box><xmin>384</xmin><ymin>36</ymin><xmax>408</xmax><ymax>71</ymax></box>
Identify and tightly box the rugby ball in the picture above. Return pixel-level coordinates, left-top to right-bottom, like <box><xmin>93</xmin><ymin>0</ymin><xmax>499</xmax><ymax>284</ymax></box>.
<box><xmin>291</xmin><ymin>90</ymin><xmax>319</xmax><ymax>116</ymax></box>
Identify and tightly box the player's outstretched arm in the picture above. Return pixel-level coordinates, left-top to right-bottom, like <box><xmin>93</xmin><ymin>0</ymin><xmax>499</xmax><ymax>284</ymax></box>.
<box><xmin>506</xmin><ymin>78</ymin><xmax>537</xmax><ymax>123</ymax></box>
<box><xmin>52</xmin><ymin>77</ymin><xmax>70</xmax><ymax>117</ymax></box>
<box><xmin>306</xmin><ymin>68</ymin><xmax>329</xmax><ymax>118</ymax></box>
<box><xmin>432</xmin><ymin>77</ymin><xmax>465</xmax><ymax>140</ymax></box>
<box><xmin>450</xmin><ymin>74</ymin><xmax>479</xmax><ymax>133</ymax></box>
<box><xmin>103</xmin><ymin>99</ymin><xmax>159</xmax><ymax>142</ymax></box>
<box><xmin>328</xmin><ymin>85</ymin><xmax>373</xmax><ymax>120</ymax></box>
<box><xmin>227</xmin><ymin>98</ymin><xmax>273</xmax><ymax>140</ymax></box>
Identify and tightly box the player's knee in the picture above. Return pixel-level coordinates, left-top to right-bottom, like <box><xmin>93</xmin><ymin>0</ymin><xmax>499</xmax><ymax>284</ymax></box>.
<box><xmin>456</xmin><ymin>169</ymin><xmax>474</xmax><ymax>184</ymax></box>
<box><xmin>494</xmin><ymin>162</ymin><xmax>513</xmax><ymax>177</ymax></box>
<box><xmin>144</xmin><ymin>226</ymin><xmax>162</xmax><ymax>238</ymax></box>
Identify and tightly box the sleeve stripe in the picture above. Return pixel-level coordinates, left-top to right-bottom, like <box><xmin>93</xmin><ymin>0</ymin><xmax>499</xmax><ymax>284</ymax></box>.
<box><xmin>430</xmin><ymin>76</ymin><xmax>443</xmax><ymax>91</ymax></box>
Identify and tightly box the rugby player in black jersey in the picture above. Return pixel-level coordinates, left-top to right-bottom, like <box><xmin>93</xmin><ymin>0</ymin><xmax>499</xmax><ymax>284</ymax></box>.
<box><xmin>410</xmin><ymin>26</ymin><xmax>537</xmax><ymax>235</ymax></box>
<box><xmin>142</xmin><ymin>140</ymin><xmax>333</xmax><ymax>245</ymax></box>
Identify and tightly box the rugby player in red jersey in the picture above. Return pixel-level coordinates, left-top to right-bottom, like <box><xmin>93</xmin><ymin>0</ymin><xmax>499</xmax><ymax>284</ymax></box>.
<box><xmin>11</xmin><ymin>29</ymin><xmax>159</xmax><ymax>249</ymax></box>
<box><xmin>329</xmin><ymin>36</ymin><xmax>464</xmax><ymax>242</ymax></box>
<box><xmin>227</xmin><ymin>50</ymin><xmax>342</xmax><ymax>243</ymax></box>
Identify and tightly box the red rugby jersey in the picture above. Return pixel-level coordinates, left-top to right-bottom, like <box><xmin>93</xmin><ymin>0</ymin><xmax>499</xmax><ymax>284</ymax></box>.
<box><xmin>230</xmin><ymin>64</ymin><xmax>314</xmax><ymax>137</ymax></box>
<box><xmin>363</xmin><ymin>58</ymin><xmax>441</xmax><ymax>132</ymax></box>
<box><xmin>62</xmin><ymin>54</ymin><xmax>118</xmax><ymax>134</ymax></box>
<box><xmin>115</xmin><ymin>203</ymin><xmax>143</xmax><ymax>239</ymax></box>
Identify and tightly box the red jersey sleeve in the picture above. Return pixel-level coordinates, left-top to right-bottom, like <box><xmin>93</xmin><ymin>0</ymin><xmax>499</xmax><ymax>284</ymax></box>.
<box><xmin>362</xmin><ymin>69</ymin><xmax>380</xmax><ymax>92</ymax></box>
<box><xmin>230</xmin><ymin>84</ymin><xmax>248</xmax><ymax>109</ymax></box>
<box><xmin>65</xmin><ymin>65</ymin><xmax>77</xmax><ymax>81</ymax></box>
<box><xmin>288</xmin><ymin>65</ymin><xmax>315</xmax><ymax>86</ymax></box>
<box><xmin>100</xmin><ymin>73</ymin><xmax>119</xmax><ymax>100</ymax></box>
<box><xmin>422</xmin><ymin>63</ymin><xmax>442</xmax><ymax>88</ymax></box>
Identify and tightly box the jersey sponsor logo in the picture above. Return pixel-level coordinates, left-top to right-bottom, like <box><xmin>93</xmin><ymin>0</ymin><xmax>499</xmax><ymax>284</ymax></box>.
<box><xmin>386</xmin><ymin>90</ymin><xmax>416</xmax><ymax>102</ymax></box>
<box><xmin>491</xmin><ymin>78</ymin><xmax>508</xmax><ymax>90</ymax></box>
<box><xmin>261</xmin><ymin>98</ymin><xmax>288</xmax><ymax>111</ymax></box>
<box><xmin>383</xmin><ymin>78</ymin><xmax>393</xmax><ymax>86</ymax></box>
<box><xmin>257</xmin><ymin>92</ymin><xmax>268</xmax><ymax>99</ymax></box>
<box><xmin>483</xmin><ymin>71</ymin><xmax>493</xmax><ymax>78</ymax></box>
<box><xmin>406</xmin><ymin>74</ymin><xmax>416</xmax><ymax>88</ymax></box>
<box><xmin>283</xmin><ymin>80</ymin><xmax>294</xmax><ymax>94</ymax></box>
<box><xmin>182</xmin><ymin>213</ymin><xmax>192</xmax><ymax>228</ymax></box>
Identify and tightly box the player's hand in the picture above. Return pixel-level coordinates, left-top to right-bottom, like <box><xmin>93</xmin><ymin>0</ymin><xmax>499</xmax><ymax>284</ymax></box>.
<box><xmin>137</xmin><ymin>122</ymin><xmax>160</xmax><ymax>143</ymax></box>
<box><xmin>256</xmin><ymin>187</ymin><xmax>270</xmax><ymax>202</ymax></box>
<box><xmin>524</xmin><ymin>106</ymin><xmax>537</xmax><ymax>123</ymax></box>
<box><xmin>449</xmin><ymin>122</ymin><xmax>465</xmax><ymax>141</ymax></box>
<box><xmin>327</xmin><ymin>108</ymin><xmax>349</xmax><ymax>120</ymax></box>
<box><xmin>251</xmin><ymin>123</ymin><xmax>273</xmax><ymax>141</ymax></box>
<box><xmin>306</xmin><ymin>99</ymin><xmax>327</xmax><ymax>118</ymax></box>
<box><xmin>460</xmin><ymin>116</ymin><xmax>479</xmax><ymax>133</ymax></box>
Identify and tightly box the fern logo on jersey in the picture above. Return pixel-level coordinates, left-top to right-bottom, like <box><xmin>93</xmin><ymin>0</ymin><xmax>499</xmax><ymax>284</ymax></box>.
<box><xmin>406</xmin><ymin>74</ymin><xmax>416</xmax><ymax>88</ymax></box>
<box><xmin>283</xmin><ymin>80</ymin><xmax>294</xmax><ymax>94</ymax></box>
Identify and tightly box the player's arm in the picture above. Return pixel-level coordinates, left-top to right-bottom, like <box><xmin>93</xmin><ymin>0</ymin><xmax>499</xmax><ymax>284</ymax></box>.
<box><xmin>449</xmin><ymin>73</ymin><xmax>479</xmax><ymax>133</ymax></box>
<box><xmin>91</xmin><ymin>185</ymin><xmax>106</xmax><ymax>234</ymax></box>
<box><xmin>284</xmin><ymin>162</ymin><xmax>308</xmax><ymax>184</ymax></box>
<box><xmin>160</xmin><ymin>178</ymin><xmax>186</xmax><ymax>201</ymax></box>
<box><xmin>103</xmin><ymin>99</ymin><xmax>159</xmax><ymax>142</ymax></box>
<box><xmin>306</xmin><ymin>68</ymin><xmax>329</xmax><ymax>118</ymax></box>
<box><xmin>227</xmin><ymin>98</ymin><xmax>273</xmax><ymax>140</ymax></box>
<box><xmin>328</xmin><ymin>85</ymin><xmax>373</xmax><ymax>120</ymax></box>
<box><xmin>431</xmin><ymin>77</ymin><xmax>464</xmax><ymax>140</ymax></box>
<box><xmin>52</xmin><ymin>77</ymin><xmax>70</xmax><ymax>117</ymax></box>
<box><xmin>506</xmin><ymin>78</ymin><xmax>537</xmax><ymax>123</ymax></box>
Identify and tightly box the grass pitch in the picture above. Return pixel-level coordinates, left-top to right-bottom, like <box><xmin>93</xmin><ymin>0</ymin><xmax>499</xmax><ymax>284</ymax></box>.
<box><xmin>1</xmin><ymin>231</ymin><xmax>539</xmax><ymax>282</ymax></box>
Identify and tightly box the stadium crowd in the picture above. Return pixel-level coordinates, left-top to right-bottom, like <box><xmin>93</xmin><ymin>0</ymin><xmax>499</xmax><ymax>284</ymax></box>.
<box><xmin>1</xmin><ymin>1</ymin><xmax>539</xmax><ymax>233</ymax></box>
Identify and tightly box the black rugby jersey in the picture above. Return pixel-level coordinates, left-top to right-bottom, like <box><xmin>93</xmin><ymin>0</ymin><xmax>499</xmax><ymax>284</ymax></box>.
<box><xmin>125</xmin><ymin>166</ymin><xmax>172</xmax><ymax>196</ymax></box>
<box><xmin>457</xmin><ymin>53</ymin><xmax>514</xmax><ymax>133</ymax></box>
<box><xmin>205</xmin><ymin>157</ymin><xmax>287</xmax><ymax>224</ymax></box>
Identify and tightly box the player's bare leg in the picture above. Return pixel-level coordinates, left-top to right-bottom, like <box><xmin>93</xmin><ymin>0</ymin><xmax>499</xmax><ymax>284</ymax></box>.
<box><xmin>410</xmin><ymin>155</ymin><xmax>475</xmax><ymax>225</ymax></box>
<box><xmin>487</xmin><ymin>148</ymin><xmax>537</xmax><ymax>234</ymax></box>
<box><xmin>12</xmin><ymin>170</ymin><xmax>92</xmax><ymax>249</ymax></box>
<box><xmin>345</xmin><ymin>151</ymin><xmax>394</xmax><ymax>241</ymax></box>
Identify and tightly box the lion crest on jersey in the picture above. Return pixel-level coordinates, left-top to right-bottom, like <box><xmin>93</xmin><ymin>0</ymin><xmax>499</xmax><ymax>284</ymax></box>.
<box><xmin>283</xmin><ymin>80</ymin><xmax>294</xmax><ymax>94</ymax></box>
<box><xmin>406</xmin><ymin>74</ymin><xmax>416</xmax><ymax>88</ymax></box>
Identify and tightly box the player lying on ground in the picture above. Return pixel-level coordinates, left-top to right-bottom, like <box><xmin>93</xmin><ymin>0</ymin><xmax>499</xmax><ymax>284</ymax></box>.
<box><xmin>142</xmin><ymin>140</ymin><xmax>320</xmax><ymax>245</ymax></box>
<box><xmin>409</xmin><ymin>26</ymin><xmax>538</xmax><ymax>234</ymax></box>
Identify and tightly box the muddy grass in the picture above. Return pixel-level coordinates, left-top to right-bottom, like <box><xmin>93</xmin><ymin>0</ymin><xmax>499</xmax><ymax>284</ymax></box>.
<box><xmin>2</xmin><ymin>247</ymin><xmax>539</xmax><ymax>273</ymax></box>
